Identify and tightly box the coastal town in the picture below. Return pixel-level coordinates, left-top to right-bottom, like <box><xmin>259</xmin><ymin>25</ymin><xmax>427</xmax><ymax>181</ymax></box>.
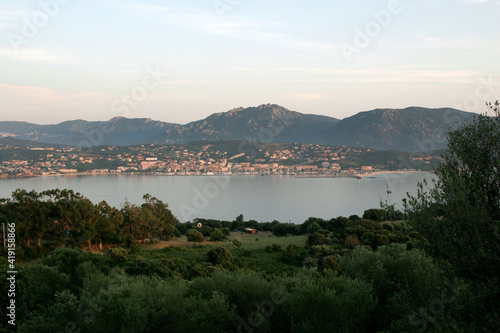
<box><xmin>0</xmin><ymin>140</ymin><xmax>434</xmax><ymax>178</ymax></box>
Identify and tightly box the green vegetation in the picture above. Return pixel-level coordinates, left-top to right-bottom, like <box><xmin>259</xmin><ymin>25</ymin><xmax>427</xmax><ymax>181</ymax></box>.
<box><xmin>0</xmin><ymin>190</ymin><xmax>178</xmax><ymax>262</ymax></box>
<box><xmin>0</xmin><ymin>103</ymin><xmax>498</xmax><ymax>332</ymax></box>
<box><xmin>404</xmin><ymin>102</ymin><xmax>500</xmax><ymax>330</ymax></box>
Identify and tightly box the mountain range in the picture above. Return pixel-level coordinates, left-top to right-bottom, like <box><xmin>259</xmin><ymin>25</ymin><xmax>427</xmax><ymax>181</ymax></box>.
<box><xmin>0</xmin><ymin>104</ymin><xmax>477</xmax><ymax>151</ymax></box>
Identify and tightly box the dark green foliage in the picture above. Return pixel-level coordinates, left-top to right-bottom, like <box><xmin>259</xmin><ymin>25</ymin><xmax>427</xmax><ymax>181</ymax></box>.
<box><xmin>209</xmin><ymin>228</ymin><xmax>225</xmax><ymax>241</ymax></box>
<box><xmin>286</xmin><ymin>243</ymin><xmax>298</xmax><ymax>253</ymax></box>
<box><xmin>175</xmin><ymin>221</ymin><xmax>193</xmax><ymax>235</ymax></box>
<box><xmin>107</xmin><ymin>247</ymin><xmax>129</xmax><ymax>263</ymax></box>
<box><xmin>186</xmin><ymin>229</ymin><xmax>204</xmax><ymax>244</ymax></box>
<box><xmin>306</xmin><ymin>221</ymin><xmax>322</xmax><ymax>234</ymax></box>
<box><xmin>265</xmin><ymin>243</ymin><xmax>283</xmax><ymax>253</ymax></box>
<box><xmin>300</xmin><ymin>217</ymin><xmax>328</xmax><ymax>234</ymax></box>
<box><xmin>82</xmin><ymin>276</ymin><xmax>188</xmax><ymax>332</ymax></box>
<box><xmin>406</xmin><ymin>106</ymin><xmax>500</xmax><ymax>281</ymax></box>
<box><xmin>306</xmin><ymin>232</ymin><xmax>327</xmax><ymax>246</ymax></box>
<box><xmin>191</xmin><ymin>270</ymin><xmax>274</xmax><ymax>329</ymax></box>
<box><xmin>344</xmin><ymin>234</ymin><xmax>361</xmax><ymax>249</ymax></box>
<box><xmin>302</xmin><ymin>257</ymin><xmax>319</xmax><ymax>268</ymax></box>
<box><xmin>207</xmin><ymin>245</ymin><xmax>234</xmax><ymax>267</ymax></box>
<box><xmin>17</xmin><ymin>265</ymin><xmax>70</xmax><ymax>315</ymax></box>
<box><xmin>190</xmin><ymin>262</ymin><xmax>223</xmax><ymax>278</ymax></box>
<box><xmin>271</xmin><ymin>269</ymin><xmax>377</xmax><ymax>332</ymax></box>
<box><xmin>199</xmin><ymin>225</ymin><xmax>214</xmax><ymax>237</ymax></box>
<box><xmin>322</xmin><ymin>255</ymin><xmax>342</xmax><ymax>272</ymax></box>
<box><xmin>125</xmin><ymin>258</ymin><xmax>177</xmax><ymax>278</ymax></box>
<box><xmin>18</xmin><ymin>290</ymin><xmax>81</xmax><ymax>333</ymax></box>
<box><xmin>272</xmin><ymin>222</ymin><xmax>299</xmax><ymax>236</ymax></box>
<box><xmin>404</xmin><ymin>103</ymin><xmax>500</xmax><ymax>330</ymax></box>
<box><xmin>341</xmin><ymin>244</ymin><xmax>452</xmax><ymax>330</ymax></box>
<box><xmin>41</xmin><ymin>247</ymin><xmax>111</xmax><ymax>292</ymax></box>
<box><xmin>194</xmin><ymin>218</ymin><xmax>223</xmax><ymax>229</ymax></box>
<box><xmin>363</xmin><ymin>208</ymin><xmax>386</xmax><ymax>221</ymax></box>
<box><xmin>2</xmin><ymin>189</ymin><xmax>177</xmax><ymax>250</ymax></box>
<box><xmin>6</xmin><ymin>236</ymin><xmax>477</xmax><ymax>332</ymax></box>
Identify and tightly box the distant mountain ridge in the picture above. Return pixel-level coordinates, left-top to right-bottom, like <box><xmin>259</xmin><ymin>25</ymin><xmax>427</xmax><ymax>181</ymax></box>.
<box><xmin>153</xmin><ymin>104</ymin><xmax>339</xmax><ymax>144</ymax></box>
<box><xmin>0</xmin><ymin>117</ymin><xmax>177</xmax><ymax>146</ymax></box>
<box><xmin>0</xmin><ymin>104</ymin><xmax>477</xmax><ymax>151</ymax></box>
<box><xmin>322</xmin><ymin>107</ymin><xmax>476</xmax><ymax>151</ymax></box>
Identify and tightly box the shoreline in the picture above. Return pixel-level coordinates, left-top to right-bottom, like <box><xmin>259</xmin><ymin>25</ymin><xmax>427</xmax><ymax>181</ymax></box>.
<box><xmin>295</xmin><ymin>170</ymin><xmax>433</xmax><ymax>179</ymax></box>
<box><xmin>0</xmin><ymin>170</ymin><xmax>434</xmax><ymax>180</ymax></box>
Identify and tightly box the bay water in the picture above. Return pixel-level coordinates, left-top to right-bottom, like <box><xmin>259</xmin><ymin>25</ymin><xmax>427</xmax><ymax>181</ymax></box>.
<box><xmin>0</xmin><ymin>173</ymin><xmax>435</xmax><ymax>223</ymax></box>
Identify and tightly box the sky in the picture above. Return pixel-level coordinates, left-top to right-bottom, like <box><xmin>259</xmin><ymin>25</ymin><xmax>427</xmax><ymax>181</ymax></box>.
<box><xmin>0</xmin><ymin>0</ymin><xmax>499</xmax><ymax>125</ymax></box>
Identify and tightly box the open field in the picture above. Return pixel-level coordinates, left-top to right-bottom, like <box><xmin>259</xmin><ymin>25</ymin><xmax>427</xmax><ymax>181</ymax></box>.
<box><xmin>141</xmin><ymin>231</ymin><xmax>306</xmax><ymax>251</ymax></box>
<box><xmin>225</xmin><ymin>231</ymin><xmax>306</xmax><ymax>249</ymax></box>
<box><xmin>134</xmin><ymin>231</ymin><xmax>308</xmax><ymax>275</ymax></box>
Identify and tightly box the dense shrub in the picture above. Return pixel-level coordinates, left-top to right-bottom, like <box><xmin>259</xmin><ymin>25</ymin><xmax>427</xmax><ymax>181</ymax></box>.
<box><xmin>125</xmin><ymin>258</ymin><xmax>178</xmax><ymax>279</ymax></box>
<box><xmin>207</xmin><ymin>246</ymin><xmax>234</xmax><ymax>268</ymax></box>
<box><xmin>107</xmin><ymin>247</ymin><xmax>129</xmax><ymax>263</ymax></box>
<box><xmin>186</xmin><ymin>229</ymin><xmax>204</xmax><ymax>245</ymax></box>
<box><xmin>306</xmin><ymin>232</ymin><xmax>327</xmax><ymax>246</ymax></box>
<box><xmin>209</xmin><ymin>229</ymin><xmax>225</xmax><ymax>241</ymax></box>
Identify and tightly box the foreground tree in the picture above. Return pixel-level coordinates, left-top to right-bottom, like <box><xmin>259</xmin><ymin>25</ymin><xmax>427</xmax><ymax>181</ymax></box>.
<box><xmin>49</xmin><ymin>189</ymin><xmax>100</xmax><ymax>248</ymax></box>
<box><xmin>7</xmin><ymin>190</ymin><xmax>54</xmax><ymax>247</ymax></box>
<box><xmin>141</xmin><ymin>194</ymin><xmax>179</xmax><ymax>239</ymax></box>
<box><xmin>405</xmin><ymin>102</ymin><xmax>500</xmax><ymax>280</ymax></box>
<box><xmin>405</xmin><ymin>102</ymin><xmax>500</xmax><ymax>329</ymax></box>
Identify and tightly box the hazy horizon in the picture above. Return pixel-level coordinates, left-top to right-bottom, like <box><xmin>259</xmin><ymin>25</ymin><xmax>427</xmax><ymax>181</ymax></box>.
<box><xmin>0</xmin><ymin>103</ymin><xmax>477</xmax><ymax>126</ymax></box>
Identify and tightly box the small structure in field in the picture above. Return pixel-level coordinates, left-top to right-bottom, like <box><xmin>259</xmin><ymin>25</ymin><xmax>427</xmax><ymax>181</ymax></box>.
<box><xmin>245</xmin><ymin>228</ymin><xmax>257</xmax><ymax>234</ymax></box>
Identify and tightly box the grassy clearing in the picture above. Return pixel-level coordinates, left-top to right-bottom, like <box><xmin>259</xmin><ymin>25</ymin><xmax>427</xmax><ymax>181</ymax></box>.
<box><xmin>225</xmin><ymin>231</ymin><xmax>306</xmax><ymax>250</ymax></box>
<box><xmin>135</xmin><ymin>231</ymin><xmax>308</xmax><ymax>275</ymax></box>
<box><xmin>140</xmin><ymin>231</ymin><xmax>306</xmax><ymax>251</ymax></box>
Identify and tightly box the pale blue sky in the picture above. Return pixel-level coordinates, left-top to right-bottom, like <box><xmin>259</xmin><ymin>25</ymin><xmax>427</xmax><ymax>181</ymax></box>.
<box><xmin>0</xmin><ymin>0</ymin><xmax>499</xmax><ymax>124</ymax></box>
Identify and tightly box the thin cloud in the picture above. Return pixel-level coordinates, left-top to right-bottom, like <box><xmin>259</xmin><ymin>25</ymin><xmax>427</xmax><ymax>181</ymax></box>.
<box><xmin>0</xmin><ymin>47</ymin><xmax>71</xmax><ymax>63</ymax></box>
<box><xmin>0</xmin><ymin>47</ymin><xmax>103</xmax><ymax>65</ymax></box>
<box><xmin>98</xmin><ymin>0</ymin><xmax>168</xmax><ymax>18</ymax></box>
<box><xmin>0</xmin><ymin>5</ymin><xmax>31</xmax><ymax>30</ymax></box>
<box><xmin>175</xmin><ymin>13</ymin><xmax>334</xmax><ymax>52</ymax></box>
<box><xmin>98</xmin><ymin>1</ymin><xmax>334</xmax><ymax>53</ymax></box>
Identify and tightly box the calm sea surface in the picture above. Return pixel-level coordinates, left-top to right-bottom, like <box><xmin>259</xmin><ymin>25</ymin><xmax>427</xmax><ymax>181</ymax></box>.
<box><xmin>0</xmin><ymin>173</ymin><xmax>435</xmax><ymax>223</ymax></box>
